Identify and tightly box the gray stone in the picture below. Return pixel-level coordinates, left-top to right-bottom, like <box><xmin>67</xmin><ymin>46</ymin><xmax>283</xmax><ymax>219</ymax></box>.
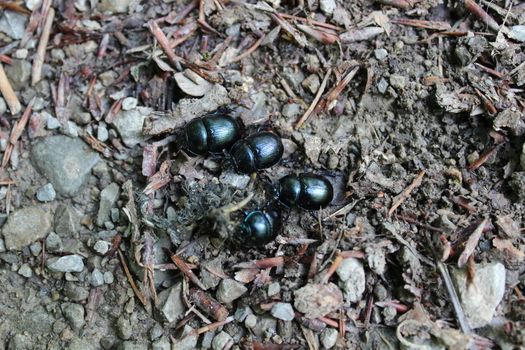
<box><xmin>152</xmin><ymin>337</ymin><xmax>170</xmax><ymax>350</ymax></box>
<box><xmin>122</xmin><ymin>97</ymin><xmax>138</xmax><ymax>111</ymax></box>
<box><xmin>389</xmin><ymin>74</ymin><xmax>406</xmax><ymax>90</ymax></box>
<box><xmin>320</xmin><ymin>328</ymin><xmax>338</xmax><ymax>349</ymax></box>
<box><xmin>36</xmin><ymin>183</ymin><xmax>56</xmax><ymax>202</ymax></box>
<box><xmin>451</xmin><ymin>262</ymin><xmax>505</xmax><ymax>328</ymax></box>
<box><xmin>8</xmin><ymin>334</ymin><xmax>32</xmax><ymax>350</ymax></box>
<box><xmin>509</xmin><ymin>25</ymin><xmax>525</xmax><ymax>42</ymax></box>
<box><xmin>216</xmin><ymin>279</ymin><xmax>247</xmax><ymax>304</ymax></box>
<box><xmin>251</xmin><ymin>315</ymin><xmax>277</xmax><ymax>338</ymax></box>
<box><xmin>268</xmin><ymin>282</ymin><xmax>280</xmax><ymax>296</ymax></box>
<box><xmin>46</xmin><ymin>115</ymin><xmax>61</xmax><ymax>129</ymax></box>
<box><xmin>64</xmin><ymin>282</ymin><xmax>89</xmax><ymax>301</ymax></box>
<box><xmin>282</xmin><ymin>103</ymin><xmax>301</xmax><ymax>119</ymax></box>
<box><xmin>112</xmin><ymin>107</ymin><xmax>152</xmax><ymax>147</ymax></box>
<box><xmin>302</xmin><ymin>74</ymin><xmax>320</xmax><ymax>94</ymax></box>
<box><xmin>270</xmin><ymin>302</ymin><xmax>294</xmax><ymax>321</ymax></box>
<box><xmin>156</xmin><ymin>282</ymin><xmax>185</xmax><ymax>323</ymax></box>
<box><xmin>294</xmin><ymin>282</ymin><xmax>343</xmax><ymax>319</ymax></box>
<box><xmin>244</xmin><ymin>314</ymin><xmax>257</xmax><ymax>328</ymax></box>
<box><xmin>2</xmin><ymin>206</ymin><xmax>52</xmax><ymax>250</ymax></box>
<box><xmin>29</xmin><ymin>241</ymin><xmax>41</xmax><ymax>256</ymax></box>
<box><xmin>0</xmin><ymin>98</ymin><xmax>6</xmax><ymax>114</ymax></box>
<box><xmin>117</xmin><ymin>317</ymin><xmax>133</xmax><ymax>340</ymax></box>
<box><xmin>320</xmin><ymin>0</ymin><xmax>336</xmax><ymax>16</ymax></box>
<box><xmin>104</xmin><ymin>271</ymin><xmax>114</xmax><ymax>284</ymax></box>
<box><xmin>97</xmin><ymin>183</ymin><xmax>120</xmax><ymax>226</ymax></box>
<box><xmin>31</xmin><ymin>136</ymin><xmax>99</xmax><ymax>196</ymax></box>
<box><xmin>98</xmin><ymin>0</ymin><xmax>134</xmax><ymax>14</ymax></box>
<box><xmin>4</xmin><ymin>59</ymin><xmax>31</xmax><ymax>90</ymax></box>
<box><xmin>212</xmin><ymin>331</ymin><xmax>233</xmax><ymax>350</ymax></box>
<box><xmin>374</xmin><ymin>48</ymin><xmax>388</xmax><ymax>61</ymax></box>
<box><xmin>91</xmin><ymin>268</ymin><xmax>104</xmax><ymax>287</ymax></box>
<box><xmin>47</xmin><ymin>255</ymin><xmax>84</xmax><ymax>273</ymax></box>
<box><xmin>97</xmin><ymin>124</ymin><xmax>109</xmax><ymax>142</ymax></box>
<box><xmin>0</xmin><ymin>11</ymin><xmax>27</xmax><ymax>40</ymax></box>
<box><xmin>62</xmin><ymin>303</ymin><xmax>85</xmax><ymax>331</ymax></box>
<box><xmin>201</xmin><ymin>331</ymin><xmax>216</xmax><ymax>349</ymax></box>
<box><xmin>54</xmin><ymin>204</ymin><xmax>81</xmax><ymax>236</ymax></box>
<box><xmin>336</xmin><ymin>257</ymin><xmax>365</xmax><ymax>303</ymax></box>
<box><xmin>200</xmin><ymin>256</ymin><xmax>224</xmax><ymax>289</ymax></box>
<box><xmin>171</xmin><ymin>325</ymin><xmax>198</xmax><ymax>350</ymax></box>
<box><xmin>25</xmin><ymin>0</ymin><xmax>42</xmax><ymax>11</ymax></box>
<box><xmin>45</xmin><ymin>232</ymin><xmax>63</xmax><ymax>253</ymax></box>
<box><xmin>234</xmin><ymin>305</ymin><xmax>252</xmax><ymax>322</ymax></box>
<box><xmin>149</xmin><ymin>324</ymin><xmax>163</xmax><ymax>341</ymax></box>
<box><xmin>93</xmin><ymin>240</ymin><xmax>110</xmax><ymax>255</ymax></box>
<box><xmin>0</xmin><ymin>238</ymin><xmax>5</xmax><ymax>253</ymax></box>
<box><xmin>18</xmin><ymin>263</ymin><xmax>33</xmax><ymax>278</ymax></box>
<box><xmin>283</xmin><ymin>67</ymin><xmax>305</xmax><ymax>89</ymax></box>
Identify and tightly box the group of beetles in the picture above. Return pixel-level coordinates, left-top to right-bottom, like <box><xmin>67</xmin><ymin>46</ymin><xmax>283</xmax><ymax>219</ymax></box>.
<box><xmin>176</xmin><ymin>108</ymin><xmax>334</xmax><ymax>246</ymax></box>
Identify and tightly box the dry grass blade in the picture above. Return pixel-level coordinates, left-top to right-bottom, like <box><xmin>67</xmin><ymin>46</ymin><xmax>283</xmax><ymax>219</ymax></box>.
<box><xmin>271</xmin><ymin>13</ymin><xmax>308</xmax><ymax>48</ymax></box>
<box><xmin>296</xmin><ymin>24</ymin><xmax>339</xmax><ymax>44</ymax></box>
<box><xmin>2</xmin><ymin>97</ymin><xmax>35</xmax><ymax>168</ymax></box>
<box><xmin>388</xmin><ymin>170</ymin><xmax>425</xmax><ymax>216</ymax></box>
<box><xmin>318</xmin><ymin>66</ymin><xmax>359</xmax><ymax>112</ymax></box>
<box><xmin>457</xmin><ymin>218</ymin><xmax>488</xmax><ymax>268</ymax></box>
<box><xmin>226</xmin><ymin>34</ymin><xmax>266</xmax><ymax>65</ymax></box>
<box><xmin>295</xmin><ymin>68</ymin><xmax>332</xmax><ymax>129</ymax></box>
<box><xmin>117</xmin><ymin>249</ymin><xmax>148</xmax><ymax>306</ymax></box>
<box><xmin>31</xmin><ymin>8</ymin><xmax>54</xmax><ymax>86</ymax></box>
<box><xmin>391</xmin><ymin>18</ymin><xmax>451</xmax><ymax>31</ymax></box>
<box><xmin>171</xmin><ymin>254</ymin><xmax>207</xmax><ymax>290</ymax></box>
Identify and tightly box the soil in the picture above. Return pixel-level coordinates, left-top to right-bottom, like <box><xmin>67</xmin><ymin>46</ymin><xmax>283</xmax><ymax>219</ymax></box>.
<box><xmin>0</xmin><ymin>0</ymin><xmax>523</xmax><ymax>349</ymax></box>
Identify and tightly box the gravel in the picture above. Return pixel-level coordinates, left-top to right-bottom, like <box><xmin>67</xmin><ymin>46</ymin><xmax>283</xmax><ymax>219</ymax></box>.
<box><xmin>62</xmin><ymin>303</ymin><xmax>85</xmax><ymax>332</ymax></box>
<box><xmin>96</xmin><ymin>183</ymin><xmax>120</xmax><ymax>226</ymax></box>
<box><xmin>320</xmin><ymin>328</ymin><xmax>339</xmax><ymax>349</ymax></box>
<box><xmin>336</xmin><ymin>257</ymin><xmax>366</xmax><ymax>303</ymax></box>
<box><xmin>212</xmin><ymin>331</ymin><xmax>233</xmax><ymax>350</ymax></box>
<box><xmin>91</xmin><ymin>268</ymin><xmax>105</xmax><ymax>287</ymax></box>
<box><xmin>18</xmin><ymin>263</ymin><xmax>33</xmax><ymax>278</ymax></box>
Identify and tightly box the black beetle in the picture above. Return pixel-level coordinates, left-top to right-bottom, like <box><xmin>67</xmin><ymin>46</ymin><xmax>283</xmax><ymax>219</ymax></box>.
<box><xmin>182</xmin><ymin>111</ymin><xmax>241</xmax><ymax>156</ymax></box>
<box><xmin>277</xmin><ymin>173</ymin><xmax>334</xmax><ymax>210</ymax></box>
<box><xmin>238</xmin><ymin>210</ymin><xmax>279</xmax><ymax>246</ymax></box>
<box><xmin>229</xmin><ymin>132</ymin><xmax>284</xmax><ymax>174</ymax></box>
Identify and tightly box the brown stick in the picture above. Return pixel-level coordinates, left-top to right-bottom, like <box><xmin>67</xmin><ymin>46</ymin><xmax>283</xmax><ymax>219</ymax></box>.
<box><xmin>464</xmin><ymin>0</ymin><xmax>500</xmax><ymax>32</ymax></box>
<box><xmin>227</xmin><ymin>34</ymin><xmax>266</xmax><ymax>64</ymax></box>
<box><xmin>0</xmin><ymin>63</ymin><xmax>21</xmax><ymax>114</ymax></box>
<box><xmin>2</xmin><ymin>98</ymin><xmax>35</xmax><ymax>167</ymax></box>
<box><xmin>388</xmin><ymin>170</ymin><xmax>425</xmax><ymax>216</ymax></box>
<box><xmin>467</xmin><ymin>145</ymin><xmax>500</xmax><ymax>171</ymax></box>
<box><xmin>278</xmin><ymin>13</ymin><xmax>343</xmax><ymax>31</ymax></box>
<box><xmin>31</xmin><ymin>8</ymin><xmax>54</xmax><ymax>86</ymax></box>
<box><xmin>117</xmin><ymin>249</ymin><xmax>148</xmax><ymax>306</ymax></box>
<box><xmin>295</xmin><ymin>68</ymin><xmax>332</xmax><ymax>129</ymax></box>
<box><xmin>233</xmin><ymin>256</ymin><xmax>285</xmax><ymax>269</ymax></box>
<box><xmin>191</xmin><ymin>316</ymin><xmax>234</xmax><ymax>335</ymax></box>
<box><xmin>171</xmin><ymin>254</ymin><xmax>207</xmax><ymax>290</ymax></box>
<box><xmin>319</xmin><ymin>255</ymin><xmax>343</xmax><ymax>284</ymax></box>
<box><xmin>190</xmin><ymin>288</ymin><xmax>229</xmax><ymax>321</ymax></box>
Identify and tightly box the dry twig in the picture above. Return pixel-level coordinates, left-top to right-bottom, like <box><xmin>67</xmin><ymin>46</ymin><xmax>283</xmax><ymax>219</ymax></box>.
<box><xmin>31</xmin><ymin>8</ymin><xmax>54</xmax><ymax>86</ymax></box>
<box><xmin>295</xmin><ymin>68</ymin><xmax>332</xmax><ymax>129</ymax></box>
<box><xmin>388</xmin><ymin>170</ymin><xmax>425</xmax><ymax>216</ymax></box>
<box><xmin>0</xmin><ymin>63</ymin><xmax>21</xmax><ymax>114</ymax></box>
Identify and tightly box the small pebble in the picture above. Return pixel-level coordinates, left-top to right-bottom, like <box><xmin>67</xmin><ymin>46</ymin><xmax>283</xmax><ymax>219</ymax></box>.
<box><xmin>36</xmin><ymin>183</ymin><xmax>56</xmax><ymax>202</ymax></box>
<box><xmin>270</xmin><ymin>302</ymin><xmax>295</xmax><ymax>321</ymax></box>
<box><xmin>47</xmin><ymin>255</ymin><xmax>84</xmax><ymax>273</ymax></box>
<box><xmin>320</xmin><ymin>328</ymin><xmax>338</xmax><ymax>349</ymax></box>
<box><xmin>319</xmin><ymin>0</ymin><xmax>336</xmax><ymax>16</ymax></box>
<box><xmin>18</xmin><ymin>263</ymin><xmax>33</xmax><ymax>278</ymax></box>
<box><xmin>29</xmin><ymin>242</ymin><xmax>41</xmax><ymax>256</ymax></box>
<box><xmin>45</xmin><ymin>232</ymin><xmax>63</xmax><ymax>253</ymax></box>
<box><xmin>122</xmin><ymin>97</ymin><xmax>138</xmax><ymax>111</ymax></box>
<box><xmin>91</xmin><ymin>268</ymin><xmax>104</xmax><ymax>287</ymax></box>
<box><xmin>0</xmin><ymin>239</ymin><xmax>5</xmax><ymax>253</ymax></box>
<box><xmin>377</xmin><ymin>78</ymin><xmax>388</xmax><ymax>94</ymax></box>
<box><xmin>389</xmin><ymin>74</ymin><xmax>406</xmax><ymax>90</ymax></box>
<box><xmin>93</xmin><ymin>240</ymin><xmax>111</xmax><ymax>255</ymax></box>
<box><xmin>0</xmin><ymin>98</ymin><xmax>6</xmax><ymax>115</ymax></box>
<box><xmin>46</xmin><ymin>115</ymin><xmax>61</xmax><ymax>129</ymax></box>
<box><xmin>374</xmin><ymin>48</ymin><xmax>388</xmax><ymax>61</ymax></box>
<box><xmin>14</xmin><ymin>49</ymin><xmax>28</xmax><ymax>59</ymax></box>
<box><xmin>25</xmin><ymin>0</ymin><xmax>42</xmax><ymax>11</ymax></box>
<box><xmin>212</xmin><ymin>331</ymin><xmax>233</xmax><ymax>350</ymax></box>
<box><xmin>268</xmin><ymin>282</ymin><xmax>280</xmax><ymax>296</ymax></box>
<box><xmin>245</xmin><ymin>314</ymin><xmax>257</xmax><ymax>328</ymax></box>
<box><xmin>97</xmin><ymin>124</ymin><xmax>109</xmax><ymax>142</ymax></box>
<box><xmin>103</xmin><ymin>271</ymin><xmax>114</xmax><ymax>284</ymax></box>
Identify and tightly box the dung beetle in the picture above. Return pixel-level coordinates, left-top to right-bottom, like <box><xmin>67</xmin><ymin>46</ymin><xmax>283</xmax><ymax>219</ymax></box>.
<box><xmin>229</xmin><ymin>132</ymin><xmax>284</xmax><ymax>174</ymax></box>
<box><xmin>182</xmin><ymin>110</ymin><xmax>241</xmax><ymax>156</ymax></box>
<box><xmin>238</xmin><ymin>210</ymin><xmax>279</xmax><ymax>246</ymax></box>
<box><xmin>277</xmin><ymin>173</ymin><xmax>334</xmax><ymax>210</ymax></box>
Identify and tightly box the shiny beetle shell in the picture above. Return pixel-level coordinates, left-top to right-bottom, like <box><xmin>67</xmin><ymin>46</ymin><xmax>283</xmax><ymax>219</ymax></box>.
<box><xmin>238</xmin><ymin>210</ymin><xmax>278</xmax><ymax>246</ymax></box>
<box><xmin>229</xmin><ymin>132</ymin><xmax>284</xmax><ymax>174</ymax></box>
<box><xmin>184</xmin><ymin>113</ymin><xmax>241</xmax><ymax>156</ymax></box>
<box><xmin>278</xmin><ymin>173</ymin><xmax>334</xmax><ymax>210</ymax></box>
